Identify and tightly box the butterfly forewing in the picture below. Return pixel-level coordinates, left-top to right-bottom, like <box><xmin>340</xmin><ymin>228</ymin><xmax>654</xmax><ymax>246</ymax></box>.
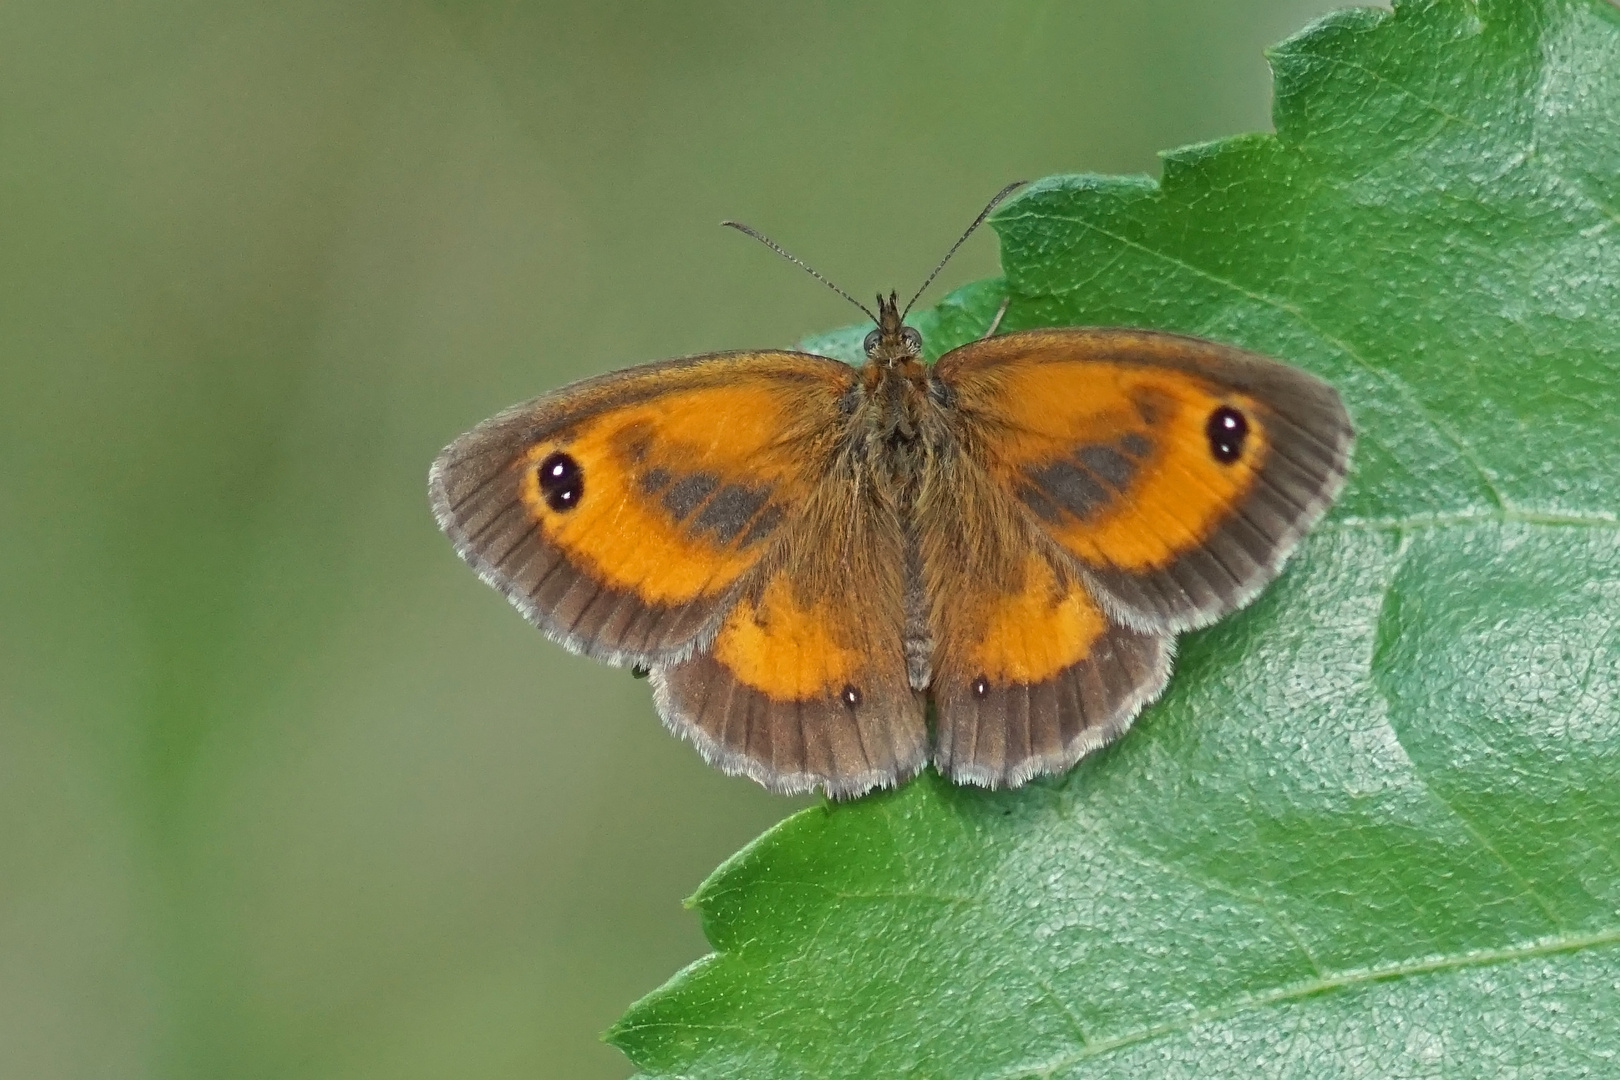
<box><xmin>933</xmin><ymin>328</ymin><xmax>1353</xmax><ymax>635</ymax></box>
<box><xmin>429</xmin><ymin>352</ymin><xmax>857</xmax><ymax>665</ymax></box>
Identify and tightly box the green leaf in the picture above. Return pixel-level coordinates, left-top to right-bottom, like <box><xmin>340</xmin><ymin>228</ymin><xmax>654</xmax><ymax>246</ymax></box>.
<box><xmin>611</xmin><ymin>0</ymin><xmax>1620</xmax><ymax>1075</ymax></box>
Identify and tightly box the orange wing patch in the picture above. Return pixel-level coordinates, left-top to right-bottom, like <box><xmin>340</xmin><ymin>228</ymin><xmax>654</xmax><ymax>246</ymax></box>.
<box><xmin>513</xmin><ymin>382</ymin><xmax>820</xmax><ymax>604</ymax></box>
<box><xmin>710</xmin><ymin>575</ymin><xmax>864</xmax><ymax>700</ymax></box>
<box><xmin>965</xmin><ymin>551</ymin><xmax>1110</xmax><ymax>686</ymax></box>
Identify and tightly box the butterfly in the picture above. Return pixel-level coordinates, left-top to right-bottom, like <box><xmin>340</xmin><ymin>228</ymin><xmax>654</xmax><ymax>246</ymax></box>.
<box><xmin>428</xmin><ymin>184</ymin><xmax>1354</xmax><ymax>799</ymax></box>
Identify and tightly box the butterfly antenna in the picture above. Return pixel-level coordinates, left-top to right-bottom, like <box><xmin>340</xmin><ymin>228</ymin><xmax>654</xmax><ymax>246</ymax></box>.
<box><xmin>901</xmin><ymin>180</ymin><xmax>1028</xmax><ymax>319</ymax></box>
<box><xmin>721</xmin><ymin>220</ymin><xmax>878</xmax><ymax>323</ymax></box>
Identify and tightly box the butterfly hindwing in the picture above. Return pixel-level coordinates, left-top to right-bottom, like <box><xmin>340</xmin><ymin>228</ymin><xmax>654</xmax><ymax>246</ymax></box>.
<box><xmin>916</xmin><ymin>456</ymin><xmax>1171</xmax><ymax>787</ymax></box>
<box><xmin>933</xmin><ymin>328</ymin><xmax>1353</xmax><ymax>634</ymax></box>
<box><xmin>429</xmin><ymin>352</ymin><xmax>857</xmax><ymax>665</ymax></box>
<box><xmin>653</xmin><ymin>473</ymin><xmax>926</xmax><ymax>797</ymax></box>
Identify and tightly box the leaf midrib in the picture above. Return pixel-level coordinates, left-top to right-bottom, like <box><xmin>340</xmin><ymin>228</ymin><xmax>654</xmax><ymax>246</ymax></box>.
<box><xmin>1322</xmin><ymin>508</ymin><xmax>1617</xmax><ymax>531</ymax></box>
<box><xmin>991</xmin><ymin>926</ymin><xmax>1620</xmax><ymax>1079</ymax></box>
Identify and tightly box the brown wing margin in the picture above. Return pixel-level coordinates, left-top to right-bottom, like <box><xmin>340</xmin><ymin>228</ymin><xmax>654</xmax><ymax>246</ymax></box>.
<box><xmin>933</xmin><ymin>624</ymin><xmax>1170</xmax><ymax>788</ymax></box>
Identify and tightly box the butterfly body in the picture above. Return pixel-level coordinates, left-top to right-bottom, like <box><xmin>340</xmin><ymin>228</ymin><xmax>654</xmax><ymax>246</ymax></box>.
<box><xmin>431</xmin><ymin>292</ymin><xmax>1352</xmax><ymax>798</ymax></box>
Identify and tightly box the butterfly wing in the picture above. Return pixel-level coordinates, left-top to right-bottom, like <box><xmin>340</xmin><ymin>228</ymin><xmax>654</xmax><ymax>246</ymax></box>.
<box><xmin>652</xmin><ymin>466</ymin><xmax>927</xmax><ymax>798</ymax></box>
<box><xmin>921</xmin><ymin>327</ymin><xmax>1350</xmax><ymax>786</ymax></box>
<box><xmin>933</xmin><ymin>328</ymin><xmax>1353</xmax><ymax>634</ymax></box>
<box><xmin>915</xmin><ymin>448</ymin><xmax>1172</xmax><ymax>787</ymax></box>
<box><xmin>429</xmin><ymin>351</ymin><xmax>857</xmax><ymax>666</ymax></box>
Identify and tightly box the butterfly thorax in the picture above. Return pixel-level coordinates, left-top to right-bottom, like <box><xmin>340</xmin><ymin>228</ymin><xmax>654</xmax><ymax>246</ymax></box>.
<box><xmin>856</xmin><ymin>292</ymin><xmax>940</xmax><ymax>466</ymax></box>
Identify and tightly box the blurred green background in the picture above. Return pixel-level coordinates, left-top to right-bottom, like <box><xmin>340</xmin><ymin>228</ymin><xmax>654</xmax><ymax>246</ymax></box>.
<box><xmin>1</xmin><ymin>1</ymin><xmax>1345</xmax><ymax>1077</ymax></box>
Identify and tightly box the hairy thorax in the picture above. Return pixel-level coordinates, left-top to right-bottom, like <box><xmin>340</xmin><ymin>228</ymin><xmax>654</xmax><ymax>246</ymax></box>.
<box><xmin>856</xmin><ymin>348</ymin><xmax>951</xmax><ymax>502</ymax></box>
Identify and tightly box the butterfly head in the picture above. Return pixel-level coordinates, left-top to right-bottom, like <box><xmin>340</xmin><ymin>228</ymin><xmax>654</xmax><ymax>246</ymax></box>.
<box><xmin>862</xmin><ymin>291</ymin><xmax>924</xmax><ymax>366</ymax></box>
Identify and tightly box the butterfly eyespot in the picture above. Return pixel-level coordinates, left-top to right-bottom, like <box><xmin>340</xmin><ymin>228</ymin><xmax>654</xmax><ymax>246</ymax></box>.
<box><xmin>840</xmin><ymin>684</ymin><xmax>862</xmax><ymax>709</ymax></box>
<box><xmin>971</xmin><ymin>675</ymin><xmax>990</xmax><ymax>699</ymax></box>
<box><xmin>901</xmin><ymin>326</ymin><xmax>923</xmax><ymax>350</ymax></box>
<box><xmin>862</xmin><ymin>329</ymin><xmax>882</xmax><ymax>354</ymax></box>
<box><xmin>537</xmin><ymin>451</ymin><xmax>584</xmax><ymax>511</ymax></box>
<box><xmin>630</xmin><ymin>665</ymin><xmax>650</xmax><ymax>680</ymax></box>
<box><xmin>1205</xmin><ymin>406</ymin><xmax>1249</xmax><ymax>464</ymax></box>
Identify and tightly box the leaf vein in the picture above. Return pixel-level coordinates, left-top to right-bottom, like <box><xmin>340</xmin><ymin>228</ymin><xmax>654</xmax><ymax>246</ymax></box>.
<box><xmin>994</xmin><ymin>928</ymin><xmax>1620</xmax><ymax>1078</ymax></box>
<box><xmin>1321</xmin><ymin>508</ymin><xmax>1617</xmax><ymax>532</ymax></box>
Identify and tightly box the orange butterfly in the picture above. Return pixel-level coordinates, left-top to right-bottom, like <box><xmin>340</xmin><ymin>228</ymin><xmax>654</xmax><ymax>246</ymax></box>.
<box><xmin>429</xmin><ymin>185</ymin><xmax>1353</xmax><ymax>798</ymax></box>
